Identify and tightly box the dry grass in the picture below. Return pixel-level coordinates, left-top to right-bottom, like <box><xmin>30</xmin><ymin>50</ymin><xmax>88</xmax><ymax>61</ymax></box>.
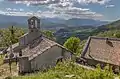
<box><xmin>0</xmin><ymin>55</ymin><xmax>18</xmax><ymax>79</ymax></box>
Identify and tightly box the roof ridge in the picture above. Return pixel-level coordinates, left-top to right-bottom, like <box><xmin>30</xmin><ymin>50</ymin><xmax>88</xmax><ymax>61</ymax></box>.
<box><xmin>43</xmin><ymin>37</ymin><xmax>57</xmax><ymax>46</ymax></box>
<box><xmin>90</xmin><ymin>36</ymin><xmax>120</xmax><ymax>41</ymax></box>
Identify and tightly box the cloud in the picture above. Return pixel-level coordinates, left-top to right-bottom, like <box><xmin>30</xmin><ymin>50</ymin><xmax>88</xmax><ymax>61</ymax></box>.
<box><xmin>47</xmin><ymin>3</ymin><xmax>103</xmax><ymax>20</ymax></box>
<box><xmin>1</xmin><ymin>0</ymin><xmax>105</xmax><ymax>20</ymax></box>
<box><xmin>8</xmin><ymin>0</ymin><xmax>111</xmax><ymax>6</ymax></box>
<box><xmin>6</xmin><ymin>8</ymin><xmax>24</xmax><ymax>12</ymax></box>
<box><xmin>106</xmin><ymin>4</ymin><xmax>115</xmax><ymax>8</ymax></box>
<box><xmin>83</xmin><ymin>0</ymin><xmax>111</xmax><ymax>4</ymax></box>
<box><xmin>6</xmin><ymin>8</ymin><xmax>12</xmax><ymax>11</ymax></box>
<box><xmin>0</xmin><ymin>10</ymin><xmax>33</xmax><ymax>16</ymax></box>
<box><xmin>20</xmin><ymin>8</ymin><xmax>24</xmax><ymax>11</ymax></box>
<box><xmin>13</xmin><ymin>0</ymin><xmax>60</xmax><ymax>7</ymax></box>
<box><xmin>0</xmin><ymin>6</ymin><xmax>103</xmax><ymax>20</ymax></box>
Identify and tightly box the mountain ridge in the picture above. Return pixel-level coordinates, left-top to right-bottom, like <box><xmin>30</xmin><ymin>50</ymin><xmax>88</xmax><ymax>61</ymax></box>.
<box><xmin>0</xmin><ymin>14</ymin><xmax>108</xmax><ymax>29</ymax></box>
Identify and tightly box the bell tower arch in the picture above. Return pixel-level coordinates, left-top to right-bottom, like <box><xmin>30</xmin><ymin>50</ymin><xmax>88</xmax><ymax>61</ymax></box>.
<box><xmin>28</xmin><ymin>16</ymin><xmax>40</xmax><ymax>32</ymax></box>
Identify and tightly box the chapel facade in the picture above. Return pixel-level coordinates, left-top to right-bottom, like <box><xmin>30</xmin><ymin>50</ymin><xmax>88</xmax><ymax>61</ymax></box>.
<box><xmin>4</xmin><ymin>16</ymin><xmax>72</xmax><ymax>74</ymax></box>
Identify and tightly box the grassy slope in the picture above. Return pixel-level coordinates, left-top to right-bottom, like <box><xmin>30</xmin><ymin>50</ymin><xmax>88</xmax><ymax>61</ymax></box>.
<box><xmin>13</xmin><ymin>61</ymin><xmax>117</xmax><ymax>79</ymax></box>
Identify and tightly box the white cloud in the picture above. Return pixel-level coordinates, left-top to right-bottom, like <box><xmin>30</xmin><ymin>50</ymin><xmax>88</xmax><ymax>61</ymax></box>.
<box><xmin>11</xmin><ymin>0</ymin><xmax>111</xmax><ymax>6</ymax></box>
<box><xmin>47</xmin><ymin>3</ymin><xmax>103</xmax><ymax>20</ymax></box>
<box><xmin>1</xmin><ymin>0</ymin><xmax>105</xmax><ymax>20</ymax></box>
<box><xmin>6</xmin><ymin>8</ymin><xmax>24</xmax><ymax>12</ymax></box>
<box><xmin>106</xmin><ymin>4</ymin><xmax>115</xmax><ymax>8</ymax></box>
<box><xmin>20</xmin><ymin>8</ymin><xmax>24</xmax><ymax>11</ymax></box>
<box><xmin>0</xmin><ymin>7</ymin><xmax>103</xmax><ymax>20</ymax></box>
<box><xmin>0</xmin><ymin>10</ymin><xmax>33</xmax><ymax>16</ymax></box>
<box><xmin>83</xmin><ymin>0</ymin><xmax>111</xmax><ymax>4</ymax></box>
<box><xmin>6</xmin><ymin>8</ymin><xmax>12</xmax><ymax>11</ymax></box>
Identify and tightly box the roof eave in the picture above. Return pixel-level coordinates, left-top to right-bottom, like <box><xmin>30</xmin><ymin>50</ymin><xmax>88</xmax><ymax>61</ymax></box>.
<box><xmin>81</xmin><ymin>36</ymin><xmax>91</xmax><ymax>58</ymax></box>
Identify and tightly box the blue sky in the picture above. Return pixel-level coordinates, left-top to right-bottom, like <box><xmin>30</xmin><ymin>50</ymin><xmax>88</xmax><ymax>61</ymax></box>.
<box><xmin>0</xmin><ymin>0</ymin><xmax>119</xmax><ymax>21</ymax></box>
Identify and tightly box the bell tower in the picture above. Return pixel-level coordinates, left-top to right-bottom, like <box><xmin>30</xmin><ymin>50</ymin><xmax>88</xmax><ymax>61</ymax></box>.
<box><xmin>28</xmin><ymin>16</ymin><xmax>40</xmax><ymax>32</ymax></box>
<box><xmin>19</xmin><ymin>16</ymin><xmax>42</xmax><ymax>47</ymax></box>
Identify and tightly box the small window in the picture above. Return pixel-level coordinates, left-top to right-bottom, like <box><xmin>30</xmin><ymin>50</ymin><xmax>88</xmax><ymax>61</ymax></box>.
<box><xmin>31</xmin><ymin>30</ymin><xmax>33</xmax><ymax>32</ymax></box>
<box><xmin>19</xmin><ymin>50</ymin><xmax>22</xmax><ymax>56</ymax></box>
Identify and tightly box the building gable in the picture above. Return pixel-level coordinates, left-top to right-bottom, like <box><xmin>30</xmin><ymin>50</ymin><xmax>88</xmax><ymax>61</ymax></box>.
<box><xmin>81</xmin><ymin>36</ymin><xmax>120</xmax><ymax>66</ymax></box>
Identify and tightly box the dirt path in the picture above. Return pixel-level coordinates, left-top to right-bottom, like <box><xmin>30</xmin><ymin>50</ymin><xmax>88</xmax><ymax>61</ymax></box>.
<box><xmin>0</xmin><ymin>63</ymin><xmax>18</xmax><ymax>79</ymax></box>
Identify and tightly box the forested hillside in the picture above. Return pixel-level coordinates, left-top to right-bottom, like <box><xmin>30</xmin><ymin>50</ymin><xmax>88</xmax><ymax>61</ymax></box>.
<box><xmin>55</xmin><ymin>20</ymin><xmax>120</xmax><ymax>44</ymax></box>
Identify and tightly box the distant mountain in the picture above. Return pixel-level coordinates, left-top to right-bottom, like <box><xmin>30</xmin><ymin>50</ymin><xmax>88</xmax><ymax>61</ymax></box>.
<box><xmin>0</xmin><ymin>14</ymin><xmax>28</xmax><ymax>24</ymax></box>
<box><xmin>0</xmin><ymin>14</ymin><xmax>28</xmax><ymax>28</ymax></box>
<box><xmin>42</xmin><ymin>18</ymin><xmax>109</xmax><ymax>27</ymax></box>
<box><xmin>66</xmin><ymin>18</ymin><xmax>108</xmax><ymax>26</ymax></box>
<box><xmin>90</xmin><ymin>19</ymin><xmax>120</xmax><ymax>36</ymax></box>
<box><xmin>97</xmin><ymin>19</ymin><xmax>120</xmax><ymax>30</ymax></box>
<box><xmin>0</xmin><ymin>14</ymin><xmax>66</xmax><ymax>29</ymax></box>
<box><xmin>42</xmin><ymin>18</ymin><xmax>66</xmax><ymax>24</ymax></box>
<box><xmin>106</xmin><ymin>20</ymin><xmax>120</xmax><ymax>27</ymax></box>
<box><xmin>0</xmin><ymin>14</ymin><xmax>109</xmax><ymax>29</ymax></box>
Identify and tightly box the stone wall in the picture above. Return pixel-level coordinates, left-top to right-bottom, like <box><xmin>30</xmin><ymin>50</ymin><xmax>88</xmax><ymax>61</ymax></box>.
<box><xmin>19</xmin><ymin>32</ymin><xmax>42</xmax><ymax>47</ymax></box>
<box><xmin>30</xmin><ymin>45</ymin><xmax>71</xmax><ymax>71</ymax></box>
<box><xmin>61</xmin><ymin>48</ymin><xmax>71</xmax><ymax>59</ymax></box>
<box><xmin>18</xmin><ymin>57</ymin><xmax>31</xmax><ymax>74</ymax></box>
<box><xmin>30</xmin><ymin>45</ymin><xmax>62</xmax><ymax>71</ymax></box>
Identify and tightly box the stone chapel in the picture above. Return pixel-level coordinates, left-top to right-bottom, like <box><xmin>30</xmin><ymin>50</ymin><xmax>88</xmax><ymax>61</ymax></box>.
<box><xmin>4</xmin><ymin>16</ymin><xmax>72</xmax><ymax>74</ymax></box>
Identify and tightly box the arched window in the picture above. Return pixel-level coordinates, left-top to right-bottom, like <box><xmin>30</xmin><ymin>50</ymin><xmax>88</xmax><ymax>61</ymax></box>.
<box><xmin>30</xmin><ymin>20</ymin><xmax>34</xmax><ymax>28</ymax></box>
<box><xmin>35</xmin><ymin>20</ymin><xmax>38</xmax><ymax>28</ymax></box>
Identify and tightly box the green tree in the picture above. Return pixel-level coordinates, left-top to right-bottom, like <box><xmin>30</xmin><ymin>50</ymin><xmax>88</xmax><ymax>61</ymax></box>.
<box><xmin>63</xmin><ymin>37</ymin><xmax>80</xmax><ymax>55</ymax></box>
<box><xmin>0</xmin><ymin>26</ymin><xmax>25</xmax><ymax>47</ymax></box>
<box><xmin>43</xmin><ymin>30</ymin><xmax>55</xmax><ymax>40</ymax></box>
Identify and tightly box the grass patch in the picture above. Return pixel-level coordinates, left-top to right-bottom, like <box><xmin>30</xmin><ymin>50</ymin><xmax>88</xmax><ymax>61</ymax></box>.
<box><xmin>12</xmin><ymin>60</ymin><xmax>117</xmax><ymax>79</ymax></box>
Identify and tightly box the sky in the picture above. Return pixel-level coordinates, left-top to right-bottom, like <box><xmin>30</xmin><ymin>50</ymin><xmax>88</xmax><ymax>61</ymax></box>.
<box><xmin>0</xmin><ymin>0</ymin><xmax>120</xmax><ymax>21</ymax></box>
